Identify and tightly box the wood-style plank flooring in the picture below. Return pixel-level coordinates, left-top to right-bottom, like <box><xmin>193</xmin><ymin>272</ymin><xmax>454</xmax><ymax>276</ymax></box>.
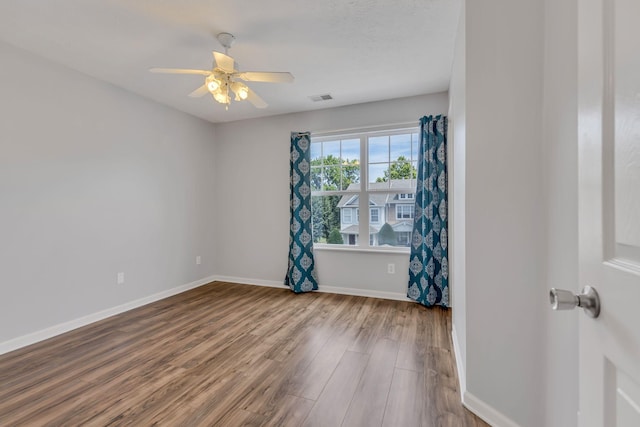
<box><xmin>0</xmin><ymin>282</ymin><xmax>488</xmax><ymax>426</ymax></box>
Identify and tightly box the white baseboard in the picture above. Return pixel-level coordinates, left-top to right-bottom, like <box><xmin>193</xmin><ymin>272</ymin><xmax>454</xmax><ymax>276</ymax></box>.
<box><xmin>451</xmin><ymin>325</ymin><xmax>466</xmax><ymax>400</ymax></box>
<box><xmin>3</xmin><ymin>273</ymin><xmax>522</xmax><ymax>427</ymax></box>
<box><xmin>462</xmin><ymin>391</ymin><xmax>523</xmax><ymax>427</ymax></box>
<box><xmin>320</xmin><ymin>284</ymin><xmax>410</xmax><ymax>302</ymax></box>
<box><xmin>1</xmin><ymin>274</ymin><xmax>408</xmax><ymax>356</ymax></box>
<box><xmin>0</xmin><ymin>274</ymin><xmax>217</xmax><ymax>356</ymax></box>
<box><xmin>213</xmin><ymin>275</ymin><xmax>411</xmax><ymax>302</ymax></box>
<box><xmin>214</xmin><ymin>275</ymin><xmax>285</xmax><ymax>289</ymax></box>
<box><xmin>452</xmin><ymin>326</ymin><xmax>522</xmax><ymax>427</ymax></box>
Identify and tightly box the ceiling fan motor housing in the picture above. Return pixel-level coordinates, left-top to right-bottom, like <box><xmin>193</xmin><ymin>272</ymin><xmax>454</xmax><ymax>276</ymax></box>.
<box><xmin>217</xmin><ymin>32</ymin><xmax>236</xmax><ymax>51</ymax></box>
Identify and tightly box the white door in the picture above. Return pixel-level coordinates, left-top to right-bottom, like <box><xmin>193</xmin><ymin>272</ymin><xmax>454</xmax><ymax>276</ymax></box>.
<box><xmin>578</xmin><ymin>0</ymin><xmax>640</xmax><ymax>425</ymax></box>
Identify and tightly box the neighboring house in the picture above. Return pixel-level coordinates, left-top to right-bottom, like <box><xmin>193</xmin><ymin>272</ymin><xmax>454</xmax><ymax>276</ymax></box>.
<box><xmin>336</xmin><ymin>180</ymin><xmax>415</xmax><ymax>246</ymax></box>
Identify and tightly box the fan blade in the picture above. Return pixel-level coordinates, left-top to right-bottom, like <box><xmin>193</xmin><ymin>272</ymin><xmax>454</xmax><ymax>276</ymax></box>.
<box><xmin>246</xmin><ymin>88</ymin><xmax>268</xmax><ymax>109</ymax></box>
<box><xmin>235</xmin><ymin>71</ymin><xmax>294</xmax><ymax>83</ymax></box>
<box><xmin>188</xmin><ymin>84</ymin><xmax>209</xmax><ymax>98</ymax></box>
<box><xmin>213</xmin><ymin>51</ymin><xmax>235</xmax><ymax>73</ymax></box>
<box><xmin>150</xmin><ymin>68</ymin><xmax>211</xmax><ymax>76</ymax></box>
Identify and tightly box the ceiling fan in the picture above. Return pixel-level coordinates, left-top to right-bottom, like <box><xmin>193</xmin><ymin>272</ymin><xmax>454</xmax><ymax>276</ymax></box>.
<box><xmin>150</xmin><ymin>32</ymin><xmax>294</xmax><ymax>110</ymax></box>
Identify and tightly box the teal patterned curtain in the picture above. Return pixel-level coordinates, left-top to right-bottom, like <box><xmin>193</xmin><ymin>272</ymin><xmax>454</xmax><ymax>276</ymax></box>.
<box><xmin>407</xmin><ymin>115</ymin><xmax>449</xmax><ymax>307</ymax></box>
<box><xmin>285</xmin><ymin>132</ymin><xmax>319</xmax><ymax>293</ymax></box>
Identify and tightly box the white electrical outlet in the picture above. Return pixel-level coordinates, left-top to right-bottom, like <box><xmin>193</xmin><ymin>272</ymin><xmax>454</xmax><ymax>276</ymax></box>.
<box><xmin>117</xmin><ymin>272</ymin><xmax>125</xmax><ymax>284</ymax></box>
<box><xmin>196</xmin><ymin>256</ymin><xmax>201</xmax><ymax>265</ymax></box>
<box><xmin>387</xmin><ymin>263</ymin><xmax>395</xmax><ymax>274</ymax></box>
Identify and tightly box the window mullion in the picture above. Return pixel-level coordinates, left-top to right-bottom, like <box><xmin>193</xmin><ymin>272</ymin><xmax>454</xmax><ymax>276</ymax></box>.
<box><xmin>359</xmin><ymin>135</ymin><xmax>369</xmax><ymax>248</ymax></box>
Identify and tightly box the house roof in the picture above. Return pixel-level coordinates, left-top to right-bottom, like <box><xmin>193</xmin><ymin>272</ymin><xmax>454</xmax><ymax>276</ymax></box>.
<box><xmin>340</xmin><ymin>224</ymin><xmax>380</xmax><ymax>235</ymax></box>
<box><xmin>337</xmin><ymin>179</ymin><xmax>416</xmax><ymax>208</ymax></box>
<box><xmin>337</xmin><ymin>195</ymin><xmax>359</xmax><ymax>208</ymax></box>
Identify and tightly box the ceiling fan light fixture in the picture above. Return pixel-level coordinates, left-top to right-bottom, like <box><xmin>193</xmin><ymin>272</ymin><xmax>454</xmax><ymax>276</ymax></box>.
<box><xmin>206</xmin><ymin>77</ymin><xmax>220</xmax><ymax>92</ymax></box>
<box><xmin>237</xmin><ymin>86</ymin><xmax>249</xmax><ymax>100</ymax></box>
<box><xmin>213</xmin><ymin>90</ymin><xmax>230</xmax><ymax>105</ymax></box>
<box><xmin>231</xmin><ymin>82</ymin><xmax>249</xmax><ymax>101</ymax></box>
<box><xmin>151</xmin><ymin>32</ymin><xmax>291</xmax><ymax>110</ymax></box>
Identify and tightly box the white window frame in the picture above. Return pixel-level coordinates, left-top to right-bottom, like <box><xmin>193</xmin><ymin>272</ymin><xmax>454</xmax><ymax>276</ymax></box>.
<box><xmin>311</xmin><ymin>125</ymin><xmax>419</xmax><ymax>253</ymax></box>
<box><xmin>399</xmin><ymin>193</ymin><xmax>414</xmax><ymax>200</ymax></box>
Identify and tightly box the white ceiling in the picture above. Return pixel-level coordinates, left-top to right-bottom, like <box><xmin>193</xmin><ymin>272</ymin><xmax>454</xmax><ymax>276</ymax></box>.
<box><xmin>0</xmin><ymin>0</ymin><xmax>461</xmax><ymax>124</ymax></box>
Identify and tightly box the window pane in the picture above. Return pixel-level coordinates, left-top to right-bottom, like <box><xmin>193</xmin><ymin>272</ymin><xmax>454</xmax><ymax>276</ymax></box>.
<box><xmin>324</xmin><ymin>140</ymin><xmax>340</xmax><ymax>158</ymax></box>
<box><xmin>368</xmin><ymin>134</ymin><xmax>416</xmax><ymax>190</ymax></box>
<box><xmin>324</xmin><ymin>166</ymin><xmax>341</xmax><ymax>191</ymax></box>
<box><xmin>311</xmin><ymin>166</ymin><xmax>322</xmax><ymax>191</ymax></box>
<box><xmin>311</xmin><ymin>142</ymin><xmax>322</xmax><ymax>162</ymax></box>
<box><xmin>369</xmin><ymin>163</ymin><xmax>388</xmax><ymax>185</ymax></box>
<box><xmin>369</xmin><ymin>191</ymin><xmax>415</xmax><ymax>247</ymax></box>
<box><xmin>390</xmin><ymin>134</ymin><xmax>412</xmax><ymax>161</ymax></box>
<box><xmin>412</xmin><ymin>133</ymin><xmax>419</xmax><ymax>160</ymax></box>
<box><xmin>342</xmin><ymin>139</ymin><xmax>360</xmax><ymax>163</ymax></box>
<box><xmin>311</xmin><ymin>139</ymin><xmax>361</xmax><ymax>192</ymax></box>
<box><xmin>368</xmin><ymin>136</ymin><xmax>389</xmax><ymax>163</ymax></box>
<box><xmin>388</xmin><ymin>159</ymin><xmax>416</xmax><ymax>185</ymax></box>
<box><xmin>341</xmin><ymin>161</ymin><xmax>360</xmax><ymax>191</ymax></box>
<box><xmin>311</xmin><ymin>195</ymin><xmax>346</xmax><ymax>245</ymax></box>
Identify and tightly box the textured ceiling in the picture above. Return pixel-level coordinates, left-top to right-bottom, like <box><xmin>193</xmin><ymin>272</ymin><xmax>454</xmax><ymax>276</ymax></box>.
<box><xmin>0</xmin><ymin>0</ymin><xmax>461</xmax><ymax>123</ymax></box>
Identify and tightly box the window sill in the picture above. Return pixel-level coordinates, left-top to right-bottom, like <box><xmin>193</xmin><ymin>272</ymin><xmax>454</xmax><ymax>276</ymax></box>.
<box><xmin>313</xmin><ymin>244</ymin><xmax>410</xmax><ymax>255</ymax></box>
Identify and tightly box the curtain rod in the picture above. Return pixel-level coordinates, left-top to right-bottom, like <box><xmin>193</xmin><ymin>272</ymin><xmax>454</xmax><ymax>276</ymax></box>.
<box><xmin>310</xmin><ymin>120</ymin><xmax>420</xmax><ymax>138</ymax></box>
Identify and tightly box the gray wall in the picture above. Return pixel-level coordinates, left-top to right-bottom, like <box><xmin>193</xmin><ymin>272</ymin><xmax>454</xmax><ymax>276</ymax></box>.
<box><xmin>466</xmin><ymin>0</ymin><xmax>545</xmax><ymax>423</ymax></box>
<box><xmin>542</xmin><ymin>0</ymin><xmax>579</xmax><ymax>424</ymax></box>
<box><xmin>449</xmin><ymin>0</ymin><xmax>467</xmax><ymax>384</ymax></box>
<box><xmin>450</xmin><ymin>0</ymin><xmax>580</xmax><ymax>425</ymax></box>
<box><xmin>213</xmin><ymin>93</ymin><xmax>449</xmax><ymax>296</ymax></box>
<box><xmin>450</xmin><ymin>0</ymin><xmax>547</xmax><ymax>425</ymax></box>
<box><xmin>0</xmin><ymin>41</ymin><xmax>218</xmax><ymax>344</ymax></box>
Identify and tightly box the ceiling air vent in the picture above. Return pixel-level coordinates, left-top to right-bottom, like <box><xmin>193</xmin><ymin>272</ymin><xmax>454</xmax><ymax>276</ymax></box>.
<box><xmin>309</xmin><ymin>94</ymin><xmax>333</xmax><ymax>102</ymax></box>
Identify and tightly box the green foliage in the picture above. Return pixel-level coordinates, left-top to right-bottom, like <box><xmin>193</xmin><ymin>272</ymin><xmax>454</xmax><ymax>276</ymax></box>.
<box><xmin>311</xmin><ymin>155</ymin><xmax>359</xmax><ymax>191</ymax></box>
<box><xmin>311</xmin><ymin>195</ymin><xmax>341</xmax><ymax>242</ymax></box>
<box><xmin>327</xmin><ymin>228</ymin><xmax>344</xmax><ymax>244</ymax></box>
<box><xmin>377</xmin><ymin>222</ymin><xmax>397</xmax><ymax>246</ymax></box>
<box><xmin>376</xmin><ymin>156</ymin><xmax>417</xmax><ymax>183</ymax></box>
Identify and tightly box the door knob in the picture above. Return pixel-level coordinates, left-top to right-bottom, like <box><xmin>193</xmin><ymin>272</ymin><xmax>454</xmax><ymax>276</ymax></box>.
<box><xmin>549</xmin><ymin>286</ymin><xmax>601</xmax><ymax>318</ymax></box>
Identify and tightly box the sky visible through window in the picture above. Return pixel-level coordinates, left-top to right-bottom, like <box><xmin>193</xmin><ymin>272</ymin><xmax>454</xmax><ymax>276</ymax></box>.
<box><xmin>310</xmin><ymin>133</ymin><xmax>418</xmax><ymax>185</ymax></box>
<box><xmin>368</xmin><ymin>133</ymin><xmax>418</xmax><ymax>184</ymax></box>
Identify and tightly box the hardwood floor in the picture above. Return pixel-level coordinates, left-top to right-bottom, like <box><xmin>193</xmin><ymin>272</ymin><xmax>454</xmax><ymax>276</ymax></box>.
<box><xmin>0</xmin><ymin>282</ymin><xmax>488</xmax><ymax>426</ymax></box>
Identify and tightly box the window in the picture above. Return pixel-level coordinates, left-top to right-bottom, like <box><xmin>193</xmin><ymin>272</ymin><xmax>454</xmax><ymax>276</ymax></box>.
<box><xmin>370</xmin><ymin>208</ymin><xmax>379</xmax><ymax>223</ymax></box>
<box><xmin>396</xmin><ymin>232</ymin><xmax>411</xmax><ymax>246</ymax></box>
<box><xmin>396</xmin><ymin>204</ymin><xmax>415</xmax><ymax>220</ymax></box>
<box><xmin>342</xmin><ymin>208</ymin><xmax>352</xmax><ymax>224</ymax></box>
<box><xmin>311</xmin><ymin>127</ymin><xmax>418</xmax><ymax>250</ymax></box>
